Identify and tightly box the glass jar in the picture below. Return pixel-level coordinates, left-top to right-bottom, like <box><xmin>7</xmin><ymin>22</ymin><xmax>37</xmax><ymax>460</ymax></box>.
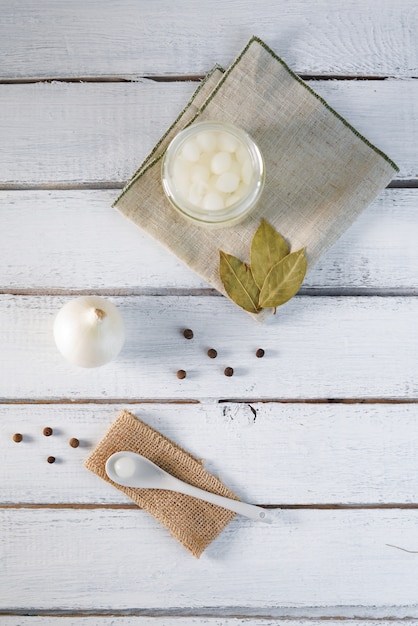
<box><xmin>161</xmin><ymin>121</ymin><xmax>265</xmax><ymax>228</ymax></box>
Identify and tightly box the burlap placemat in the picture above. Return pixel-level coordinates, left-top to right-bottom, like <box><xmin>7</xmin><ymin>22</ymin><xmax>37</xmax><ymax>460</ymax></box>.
<box><xmin>84</xmin><ymin>409</ymin><xmax>237</xmax><ymax>558</ymax></box>
<box><xmin>114</xmin><ymin>36</ymin><xmax>398</xmax><ymax>318</ymax></box>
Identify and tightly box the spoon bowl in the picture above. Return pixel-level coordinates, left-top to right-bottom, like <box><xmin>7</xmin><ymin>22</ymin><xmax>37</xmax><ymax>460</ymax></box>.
<box><xmin>106</xmin><ymin>451</ymin><xmax>172</xmax><ymax>489</ymax></box>
<box><xmin>105</xmin><ymin>451</ymin><xmax>272</xmax><ymax>523</ymax></box>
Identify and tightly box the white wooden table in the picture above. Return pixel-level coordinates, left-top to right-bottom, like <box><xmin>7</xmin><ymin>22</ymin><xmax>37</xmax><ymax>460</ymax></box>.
<box><xmin>1</xmin><ymin>2</ymin><xmax>418</xmax><ymax>624</ymax></box>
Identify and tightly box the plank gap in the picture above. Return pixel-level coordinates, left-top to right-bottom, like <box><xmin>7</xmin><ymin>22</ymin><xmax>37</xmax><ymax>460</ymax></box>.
<box><xmin>0</xmin><ymin>182</ymin><xmax>124</xmax><ymax>191</ymax></box>
<box><xmin>218</xmin><ymin>398</ymin><xmax>418</xmax><ymax>405</ymax></box>
<box><xmin>1</xmin><ymin>398</ymin><xmax>418</xmax><ymax>406</ymax></box>
<box><xmin>0</xmin><ymin>181</ymin><xmax>416</xmax><ymax>192</ymax></box>
<box><xmin>3</xmin><ymin>609</ymin><xmax>418</xmax><ymax>620</ymax></box>
<box><xmin>2</xmin><ymin>289</ymin><xmax>418</xmax><ymax>297</ymax></box>
<box><xmin>0</xmin><ymin>74</ymin><xmax>410</xmax><ymax>85</ymax></box>
<box><xmin>0</xmin><ymin>390</ymin><xmax>413</xmax><ymax>411</ymax></box>
<box><xmin>0</xmin><ymin>288</ymin><xmax>219</xmax><ymax>297</ymax></box>
<box><xmin>0</xmin><ymin>610</ymin><xmax>414</xmax><ymax>620</ymax></box>
<box><xmin>0</xmin><ymin>398</ymin><xmax>201</xmax><ymax>405</ymax></box>
<box><xmin>0</xmin><ymin>76</ymin><xmax>203</xmax><ymax>85</ymax></box>
<box><xmin>3</xmin><ymin>503</ymin><xmax>418</xmax><ymax>510</ymax></box>
<box><xmin>145</xmin><ymin>74</ymin><xmax>401</xmax><ymax>82</ymax></box>
<box><xmin>388</xmin><ymin>180</ymin><xmax>418</xmax><ymax>189</ymax></box>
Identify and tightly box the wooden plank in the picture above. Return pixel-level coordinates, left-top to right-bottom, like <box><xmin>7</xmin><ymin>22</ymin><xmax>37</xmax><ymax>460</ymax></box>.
<box><xmin>0</xmin><ymin>80</ymin><xmax>413</xmax><ymax>185</ymax></box>
<box><xmin>0</xmin><ymin>295</ymin><xmax>417</xmax><ymax>401</ymax></box>
<box><xmin>1</xmin><ymin>188</ymin><xmax>417</xmax><ymax>293</ymax></box>
<box><xmin>0</xmin><ymin>81</ymin><xmax>194</xmax><ymax>186</ymax></box>
<box><xmin>0</xmin><ymin>0</ymin><xmax>416</xmax><ymax>79</ymax></box>
<box><xmin>2</xmin><ymin>508</ymin><xmax>418</xmax><ymax>610</ymax></box>
<box><xmin>2</xmin><ymin>402</ymin><xmax>418</xmax><ymax>506</ymax></box>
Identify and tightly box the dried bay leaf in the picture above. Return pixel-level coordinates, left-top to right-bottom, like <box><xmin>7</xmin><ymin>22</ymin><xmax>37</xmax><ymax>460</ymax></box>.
<box><xmin>219</xmin><ymin>251</ymin><xmax>260</xmax><ymax>314</ymax></box>
<box><xmin>259</xmin><ymin>248</ymin><xmax>307</xmax><ymax>310</ymax></box>
<box><xmin>250</xmin><ymin>218</ymin><xmax>289</xmax><ymax>289</ymax></box>
<box><xmin>218</xmin><ymin>220</ymin><xmax>307</xmax><ymax>316</ymax></box>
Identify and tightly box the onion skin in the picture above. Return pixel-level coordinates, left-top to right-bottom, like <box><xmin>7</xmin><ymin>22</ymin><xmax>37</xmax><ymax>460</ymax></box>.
<box><xmin>53</xmin><ymin>296</ymin><xmax>125</xmax><ymax>368</ymax></box>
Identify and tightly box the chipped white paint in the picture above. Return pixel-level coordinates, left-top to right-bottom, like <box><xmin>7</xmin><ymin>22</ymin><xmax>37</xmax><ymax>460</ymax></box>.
<box><xmin>0</xmin><ymin>295</ymin><xmax>417</xmax><ymax>401</ymax></box>
<box><xmin>1</xmin><ymin>0</ymin><xmax>416</xmax><ymax>622</ymax></box>
<box><xmin>1</xmin><ymin>403</ymin><xmax>418</xmax><ymax>505</ymax></box>
<box><xmin>1</xmin><ymin>188</ymin><xmax>417</xmax><ymax>292</ymax></box>
<box><xmin>2</xmin><ymin>508</ymin><xmax>418</xmax><ymax>611</ymax></box>
<box><xmin>0</xmin><ymin>0</ymin><xmax>416</xmax><ymax>78</ymax></box>
<box><xmin>0</xmin><ymin>80</ymin><xmax>414</xmax><ymax>185</ymax></box>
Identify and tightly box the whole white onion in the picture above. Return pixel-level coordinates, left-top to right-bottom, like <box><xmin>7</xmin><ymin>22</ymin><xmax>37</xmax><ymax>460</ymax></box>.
<box><xmin>53</xmin><ymin>296</ymin><xmax>125</xmax><ymax>368</ymax></box>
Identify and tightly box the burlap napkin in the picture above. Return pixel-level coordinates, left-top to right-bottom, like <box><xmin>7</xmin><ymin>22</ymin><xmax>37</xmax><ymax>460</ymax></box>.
<box><xmin>113</xmin><ymin>36</ymin><xmax>398</xmax><ymax>318</ymax></box>
<box><xmin>84</xmin><ymin>409</ymin><xmax>238</xmax><ymax>557</ymax></box>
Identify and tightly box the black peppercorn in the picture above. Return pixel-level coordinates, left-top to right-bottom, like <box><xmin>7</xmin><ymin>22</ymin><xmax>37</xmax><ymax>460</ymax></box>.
<box><xmin>183</xmin><ymin>328</ymin><xmax>194</xmax><ymax>339</ymax></box>
<box><xmin>177</xmin><ymin>369</ymin><xmax>187</xmax><ymax>379</ymax></box>
<box><xmin>12</xmin><ymin>433</ymin><xmax>23</xmax><ymax>443</ymax></box>
<box><xmin>43</xmin><ymin>427</ymin><xmax>53</xmax><ymax>436</ymax></box>
<box><xmin>224</xmin><ymin>367</ymin><xmax>234</xmax><ymax>377</ymax></box>
<box><xmin>256</xmin><ymin>348</ymin><xmax>265</xmax><ymax>358</ymax></box>
<box><xmin>47</xmin><ymin>456</ymin><xmax>56</xmax><ymax>464</ymax></box>
<box><xmin>69</xmin><ymin>438</ymin><xmax>79</xmax><ymax>448</ymax></box>
<box><xmin>207</xmin><ymin>348</ymin><xmax>217</xmax><ymax>359</ymax></box>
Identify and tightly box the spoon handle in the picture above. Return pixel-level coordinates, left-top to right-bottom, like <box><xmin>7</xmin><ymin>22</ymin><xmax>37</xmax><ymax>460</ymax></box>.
<box><xmin>166</xmin><ymin>477</ymin><xmax>272</xmax><ymax>523</ymax></box>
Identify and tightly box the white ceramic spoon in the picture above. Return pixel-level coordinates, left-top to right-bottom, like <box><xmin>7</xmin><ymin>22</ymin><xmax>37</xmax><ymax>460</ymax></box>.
<box><xmin>105</xmin><ymin>451</ymin><xmax>272</xmax><ymax>523</ymax></box>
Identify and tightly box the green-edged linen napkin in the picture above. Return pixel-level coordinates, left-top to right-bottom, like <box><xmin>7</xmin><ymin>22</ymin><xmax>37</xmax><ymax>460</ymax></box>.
<box><xmin>114</xmin><ymin>37</ymin><xmax>398</xmax><ymax>319</ymax></box>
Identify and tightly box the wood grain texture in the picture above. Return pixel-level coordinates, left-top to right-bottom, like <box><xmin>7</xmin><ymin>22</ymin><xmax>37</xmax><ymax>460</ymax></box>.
<box><xmin>0</xmin><ymin>80</ymin><xmax>413</xmax><ymax>185</ymax></box>
<box><xmin>0</xmin><ymin>0</ymin><xmax>416</xmax><ymax>79</ymax></box>
<box><xmin>1</xmin><ymin>1</ymin><xmax>416</xmax><ymax>617</ymax></box>
<box><xmin>2</xmin><ymin>508</ymin><xmax>418</xmax><ymax>611</ymax></box>
<box><xmin>1</xmin><ymin>402</ymin><xmax>418</xmax><ymax>505</ymax></box>
<box><xmin>0</xmin><ymin>295</ymin><xmax>417</xmax><ymax>401</ymax></box>
<box><xmin>1</xmin><ymin>188</ymin><xmax>417</xmax><ymax>293</ymax></box>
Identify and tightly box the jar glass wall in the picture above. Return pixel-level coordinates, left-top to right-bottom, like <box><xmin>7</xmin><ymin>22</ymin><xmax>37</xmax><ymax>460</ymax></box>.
<box><xmin>161</xmin><ymin>121</ymin><xmax>265</xmax><ymax>228</ymax></box>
